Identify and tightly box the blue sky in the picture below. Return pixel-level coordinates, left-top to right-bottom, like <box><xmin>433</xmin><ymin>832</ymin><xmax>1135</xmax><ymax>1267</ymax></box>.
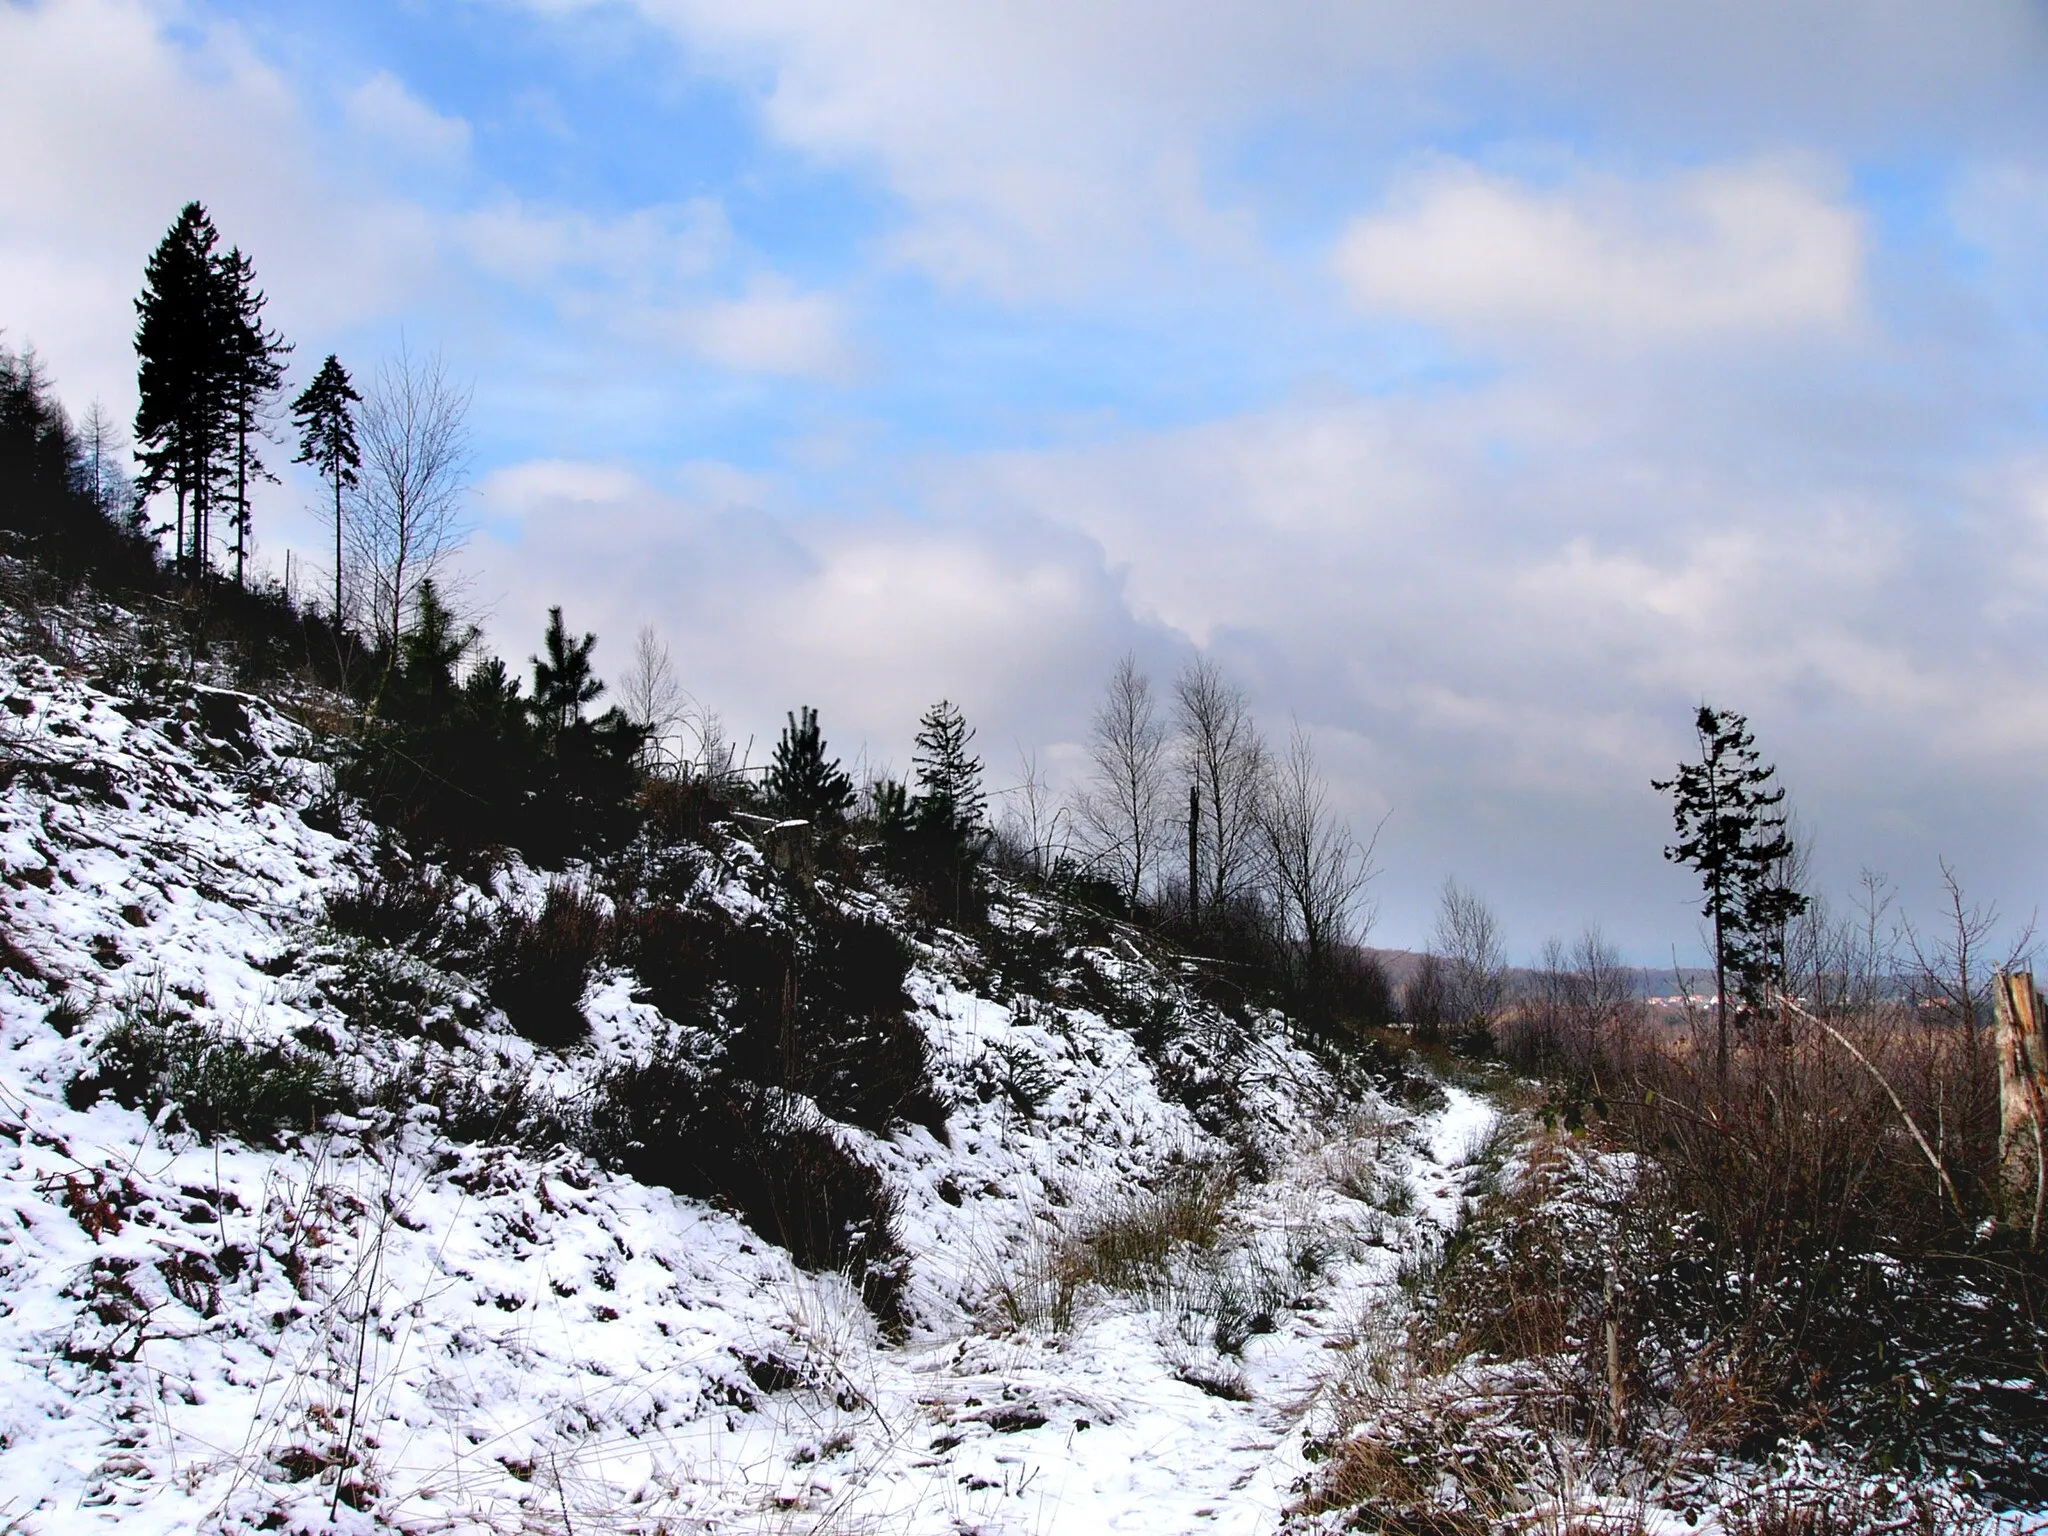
<box><xmin>5</xmin><ymin>0</ymin><xmax>2048</xmax><ymax>963</ymax></box>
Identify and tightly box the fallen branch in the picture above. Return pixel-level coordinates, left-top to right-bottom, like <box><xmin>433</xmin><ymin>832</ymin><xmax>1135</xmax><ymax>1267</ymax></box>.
<box><xmin>1776</xmin><ymin>993</ymin><xmax>1967</xmax><ymax>1225</ymax></box>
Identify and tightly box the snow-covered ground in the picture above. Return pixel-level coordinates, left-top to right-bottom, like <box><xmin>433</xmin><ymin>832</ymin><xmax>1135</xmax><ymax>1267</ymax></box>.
<box><xmin>0</xmin><ymin>629</ymin><xmax>1488</xmax><ymax>1533</ymax></box>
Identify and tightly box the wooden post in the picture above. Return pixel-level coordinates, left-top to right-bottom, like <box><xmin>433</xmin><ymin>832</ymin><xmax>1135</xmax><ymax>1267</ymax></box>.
<box><xmin>1993</xmin><ymin>971</ymin><xmax>2048</xmax><ymax>1248</ymax></box>
<box><xmin>1604</xmin><ymin>1264</ymin><xmax>1624</xmax><ymax>1441</ymax></box>
<box><xmin>1187</xmin><ymin>783</ymin><xmax>1200</xmax><ymax>926</ymax></box>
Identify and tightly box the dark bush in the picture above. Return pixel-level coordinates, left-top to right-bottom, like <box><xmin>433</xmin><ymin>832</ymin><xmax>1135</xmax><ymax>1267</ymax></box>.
<box><xmin>779</xmin><ymin>906</ymin><xmax>947</xmax><ymax>1136</ymax></box>
<box><xmin>615</xmin><ymin>897</ymin><xmax>949</xmax><ymax>1138</ymax></box>
<box><xmin>487</xmin><ymin>883</ymin><xmax>609</xmax><ymax>1048</ymax></box>
<box><xmin>324</xmin><ymin>865</ymin><xmax>466</xmax><ymax>953</ymax></box>
<box><xmin>69</xmin><ymin>1004</ymin><xmax>355</xmax><ymax>1145</ymax></box>
<box><xmin>638</xmin><ymin>774</ymin><xmax>730</xmax><ymax>848</ymax></box>
<box><xmin>585</xmin><ymin>1051</ymin><xmax>906</xmax><ymax>1323</ymax></box>
<box><xmin>611</xmin><ymin>900</ymin><xmax>752</xmax><ymax>1025</ymax></box>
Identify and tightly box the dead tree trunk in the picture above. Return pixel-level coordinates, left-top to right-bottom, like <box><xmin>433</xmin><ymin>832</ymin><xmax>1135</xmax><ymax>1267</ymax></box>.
<box><xmin>1993</xmin><ymin>971</ymin><xmax>2048</xmax><ymax>1248</ymax></box>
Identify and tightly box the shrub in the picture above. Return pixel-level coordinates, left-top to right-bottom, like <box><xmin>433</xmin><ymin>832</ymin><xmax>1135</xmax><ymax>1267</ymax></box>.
<box><xmin>610</xmin><ymin>899</ymin><xmax>741</xmax><ymax>1025</ymax></box>
<box><xmin>584</xmin><ymin>1050</ymin><xmax>906</xmax><ymax>1323</ymax></box>
<box><xmin>323</xmin><ymin>865</ymin><xmax>465</xmax><ymax>952</ymax></box>
<box><xmin>778</xmin><ymin>905</ymin><xmax>947</xmax><ymax>1135</ymax></box>
<box><xmin>615</xmin><ymin>897</ymin><xmax>949</xmax><ymax>1137</ymax></box>
<box><xmin>317</xmin><ymin>939</ymin><xmax>477</xmax><ymax>1043</ymax></box>
<box><xmin>487</xmin><ymin>883</ymin><xmax>608</xmax><ymax>1048</ymax></box>
<box><xmin>68</xmin><ymin>989</ymin><xmax>356</xmax><ymax>1145</ymax></box>
<box><xmin>1364</xmin><ymin>1002</ymin><xmax>2048</xmax><ymax>1507</ymax></box>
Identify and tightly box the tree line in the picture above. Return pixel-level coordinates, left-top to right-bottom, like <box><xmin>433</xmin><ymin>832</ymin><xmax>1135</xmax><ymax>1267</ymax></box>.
<box><xmin>129</xmin><ymin>201</ymin><xmax>470</xmax><ymax>651</ymax></box>
<box><xmin>8</xmin><ymin>198</ymin><xmax>1825</xmax><ymax>1050</ymax></box>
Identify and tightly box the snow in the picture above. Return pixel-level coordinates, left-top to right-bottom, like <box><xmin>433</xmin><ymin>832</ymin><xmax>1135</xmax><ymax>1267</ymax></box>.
<box><xmin>10</xmin><ymin>601</ymin><xmax>2021</xmax><ymax>1534</ymax></box>
<box><xmin>0</xmin><ymin>618</ymin><xmax>1479</xmax><ymax>1533</ymax></box>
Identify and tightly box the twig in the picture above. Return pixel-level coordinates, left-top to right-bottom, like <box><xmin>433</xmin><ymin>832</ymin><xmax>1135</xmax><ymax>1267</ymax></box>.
<box><xmin>1776</xmin><ymin>992</ymin><xmax>1967</xmax><ymax>1225</ymax></box>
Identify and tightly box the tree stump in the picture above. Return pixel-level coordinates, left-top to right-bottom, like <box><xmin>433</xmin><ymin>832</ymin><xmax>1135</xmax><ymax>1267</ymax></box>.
<box><xmin>1993</xmin><ymin>971</ymin><xmax>2048</xmax><ymax>1246</ymax></box>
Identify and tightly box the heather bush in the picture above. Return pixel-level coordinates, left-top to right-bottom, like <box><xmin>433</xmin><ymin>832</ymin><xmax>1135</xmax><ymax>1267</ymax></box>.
<box><xmin>583</xmin><ymin>1048</ymin><xmax>906</xmax><ymax>1323</ymax></box>
<box><xmin>487</xmin><ymin>882</ymin><xmax>609</xmax><ymax>1048</ymax></box>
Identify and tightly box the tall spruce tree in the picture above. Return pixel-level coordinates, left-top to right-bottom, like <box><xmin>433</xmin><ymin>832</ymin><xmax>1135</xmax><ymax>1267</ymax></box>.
<box><xmin>911</xmin><ymin>699</ymin><xmax>985</xmax><ymax>845</ymax></box>
<box><xmin>134</xmin><ymin>202</ymin><xmax>225</xmax><ymax>576</ymax></box>
<box><xmin>766</xmin><ymin>706</ymin><xmax>856</xmax><ymax>828</ymax></box>
<box><xmin>290</xmin><ymin>355</ymin><xmax>361</xmax><ymax>626</ymax></box>
<box><xmin>1653</xmin><ymin>704</ymin><xmax>1810</xmax><ymax>1083</ymax></box>
<box><xmin>219</xmin><ymin>246</ymin><xmax>291</xmax><ymax>588</ymax></box>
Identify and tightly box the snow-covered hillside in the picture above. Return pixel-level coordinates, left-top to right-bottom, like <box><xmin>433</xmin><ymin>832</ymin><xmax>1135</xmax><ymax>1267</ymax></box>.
<box><xmin>0</xmin><ymin>614</ymin><xmax>1485</xmax><ymax>1534</ymax></box>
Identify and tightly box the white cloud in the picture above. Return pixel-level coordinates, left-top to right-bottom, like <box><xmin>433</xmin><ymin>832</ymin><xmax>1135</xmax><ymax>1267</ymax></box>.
<box><xmin>467</xmin><ymin>456</ymin><xmax>1150</xmax><ymax>776</ymax></box>
<box><xmin>562</xmin><ymin>0</ymin><xmax>2047</xmax><ymax>297</ymax></box>
<box><xmin>0</xmin><ymin>0</ymin><xmax>440</xmax><ymax>409</ymax></box>
<box><xmin>1333</xmin><ymin>161</ymin><xmax>1864</xmax><ymax>350</ymax></box>
<box><xmin>344</xmin><ymin>70</ymin><xmax>473</xmax><ymax>170</ymax></box>
<box><xmin>457</xmin><ymin>199</ymin><xmax>729</xmax><ymax>292</ymax></box>
<box><xmin>645</xmin><ymin>281</ymin><xmax>856</xmax><ymax>379</ymax></box>
<box><xmin>918</xmin><ymin>379</ymin><xmax>2048</xmax><ymax>949</ymax></box>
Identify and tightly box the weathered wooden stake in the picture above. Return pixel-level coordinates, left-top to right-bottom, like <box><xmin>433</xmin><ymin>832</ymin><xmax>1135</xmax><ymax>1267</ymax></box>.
<box><xmin>1993</xmin><ymin>971</ymin><xmax>2048</xmax><ymax>1248</ymax></box>
<box><xmin>1604</xmin><ymin>1264</ymin><xmax>1624</xmax><ymax>1440</ymax></box>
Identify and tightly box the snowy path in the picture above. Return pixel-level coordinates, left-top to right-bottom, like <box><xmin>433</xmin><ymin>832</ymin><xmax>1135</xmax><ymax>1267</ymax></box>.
<box><xmin>726</xmin><ymin>1085</ymin><xmax>1499</xmax><ymax>1536</ymax></box>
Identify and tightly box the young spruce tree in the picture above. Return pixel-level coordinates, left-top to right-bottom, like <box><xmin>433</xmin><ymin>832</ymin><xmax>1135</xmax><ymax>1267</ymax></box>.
<box><xmin>912</xmin><ymin>699</ymin><xmax>985</xmax><ymax>846</ymax></box>
<box><xmin>766</xmin><ymin>706</ymin><xmax>856</xmax><ymax>829</ymax></box>
<box><xmin>1653</xmin><ymin>704</ymin><xmax>1809</xmax><ymax>1084</ymax></box>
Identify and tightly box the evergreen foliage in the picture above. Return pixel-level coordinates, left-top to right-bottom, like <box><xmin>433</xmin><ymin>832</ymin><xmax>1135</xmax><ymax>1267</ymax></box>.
<box><xmin>218</xmin><ymin>246</ymin><xmax>291</xmax><ymax>588</ymax></box>
<box><xmin>765</xmin><ymin>706</ymin><xmax>855</xmax><ymax>828</ymax></box>
<box><xmin>911</xmin><ymin>699</ymin><xmax>985</xmax><ymax>844</ymax></box>
<box><xmin>0</xmin><ymin>344</ymin><xmax>151</xmax><ymax>580</ymax></box>
<box><xmin>134</xmin><ymin>202</ymin><xmax>223</xmax><ymax>574</ymax></box>
<box><xmin>290</xmin><ymin>355</ymin><xmax>362</xmax><ymax>626</ymax></box>
<box><xmin>525</xmin><ymin>607</ymin><xmax>644</xmax><ymax>864</ymax></box>
<box><xmin>530</xmin><ymin>606</ymin><xmax>604</xmax><ymax>740</ymax></box>
<box><xmin>1653</xmin><ymin>704</ymin><xmax>1810</xmax><ymax>1078</ymax></box>
<box><xmin>133</xmin><ymin>202</ymin><xmax>290</xmax><ymax>581</ymax></box>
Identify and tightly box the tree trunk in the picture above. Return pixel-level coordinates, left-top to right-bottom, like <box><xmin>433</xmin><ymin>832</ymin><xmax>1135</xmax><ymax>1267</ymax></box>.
<box><xmin>234</xmin><ymin>419</ymin><xmax>248</xmax><ymax>589</ymax></box>
<box><xmin>333</xmin><ymin>470</ymin><xmax>344</xmax><ymax>629</ymax></box>
<box><xmin>1993</xmin><ymin>971</ymin><xmax>2048</xmax><ymax>1247</ymax></box>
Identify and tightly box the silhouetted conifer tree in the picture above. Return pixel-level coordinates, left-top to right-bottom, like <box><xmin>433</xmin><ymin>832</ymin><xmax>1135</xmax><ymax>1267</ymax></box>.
<box><xmin>912</xmin><ymin>699</ymin><xmax>984</xmax><ymax>844</ymax></box>
<box><xmin>291</xmin><ymin>355</ymin><xmax>361</xmax><ymax>625</ymax></box>
<box><xmin>134</xmin><ymin>202</ymin><xmax>226</xmax><ymax>576</ymax></box>
<box><xmin>218</xmin><ymin>245</ymin><xmax>291</xmax><ymax>587</ymax></box>
<box><xmin>531</xmin><ymin>607</ymin><xmax>604</xmax><ymax>741</ymax></box>
<box><xmin>766</xmin><ymin>706</ymin><xmax>856</xmax><ymax>828</ymax></box>
<box><xmin>1654</xmin><ymin>704</ymin><xmax>1810</xmax><ymax>1082</ymax></box>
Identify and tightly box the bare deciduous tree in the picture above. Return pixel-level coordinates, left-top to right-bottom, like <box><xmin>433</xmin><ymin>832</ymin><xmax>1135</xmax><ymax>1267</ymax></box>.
<box><xmin>1078</xmin><ymin>654</ymin><xmax>1170</xmax><ymax>907</ymax></box>
<box><xmin>1260</xmin><ymin>721</ymin><xmax>1378</xmax><ymax>976</ymax></box>
<box><xmin>618</xmin><ymin>624</ymin><xmax>688</xmax><ymax>771</ymax></box>
<box><xmin>1000</xmin><ymin>748</ymin><xmax>1074</xmax><ymax>879</ymax></box>
<box><xmin>347</xmin><ymin>342</ymin><xmax>472</xmax><ymax>650</ymax></box>
<box><xmin>1175</xmin><ymin>656</ymin><xmax>1268</xmax><ymax>918</ymax></box>
<box><xmin>1435</xmin><ymin>877</ymin><xmax>1508</xmax><ymax>1042</ymax></box>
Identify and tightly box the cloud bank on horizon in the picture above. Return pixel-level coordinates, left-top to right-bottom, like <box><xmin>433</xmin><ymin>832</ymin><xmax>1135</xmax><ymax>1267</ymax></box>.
<box><xmin>4</xmin><ymin>0</ymin><xmax>2046</xmax><ymax>958</ymax></box>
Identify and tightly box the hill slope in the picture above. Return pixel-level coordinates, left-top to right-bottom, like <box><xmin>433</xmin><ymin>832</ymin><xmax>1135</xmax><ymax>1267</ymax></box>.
<box><xmin>0</xmin><ymin>604</ymin><xmax>1482</xmax><ymax>1534</ymax></box>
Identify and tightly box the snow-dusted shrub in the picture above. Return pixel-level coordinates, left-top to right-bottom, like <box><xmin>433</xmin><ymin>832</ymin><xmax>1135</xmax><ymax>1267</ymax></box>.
<box><xmin>67</xmin><ymin>984</ymin><xmax>357</xmax><ymax>1145</ymax></box>
<box><xmin>616</xmin><ymin>895</ymin><xmax>949</xmax><ymax>1137</ymax></box>
<box><xmin>486</xmin><ymin>880</ymin><xmax>607</xmax><ymax>1047</ymax></box>
<box><xmin>584</xmin><ymin>1051</ymin><xmax>908</xmax><ymax>1323</ymax></box>
<box><xmin>323</xmin><ymin>864</ymin><xmax>466</xmax><ymax>951</ymax></box>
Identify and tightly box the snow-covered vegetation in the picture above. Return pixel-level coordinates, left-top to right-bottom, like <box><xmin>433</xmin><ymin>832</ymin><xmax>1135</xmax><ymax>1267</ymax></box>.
<box><xmin>0</xmin><ymin>582</ymin><xmax>1477</xmax><ymax>1532</ymax></box>
<box><xmin>4</xmin><ymin>568</ymin><xmax>2043</xmax><ymax>1535</ymax></box>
